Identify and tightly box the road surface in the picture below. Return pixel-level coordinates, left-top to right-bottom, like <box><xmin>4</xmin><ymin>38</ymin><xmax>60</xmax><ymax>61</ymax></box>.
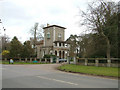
<box><xmin>2</xmin><ymin>64</ymin><xmax>118</xmax><ymax>88</ymax></box>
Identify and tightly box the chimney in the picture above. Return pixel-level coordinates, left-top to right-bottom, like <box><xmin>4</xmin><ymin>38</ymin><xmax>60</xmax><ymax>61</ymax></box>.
<box><xmin>47</xmin><ymin>23</ymin><xmax>50</xmax><ymax>27</ymax></box>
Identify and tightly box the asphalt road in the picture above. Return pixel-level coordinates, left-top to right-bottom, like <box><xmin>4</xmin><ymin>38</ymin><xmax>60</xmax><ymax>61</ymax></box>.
<box><xmin>2</xmin><ymin>64</ymin><xmax>118</xmax><ymax>88</ymax></box>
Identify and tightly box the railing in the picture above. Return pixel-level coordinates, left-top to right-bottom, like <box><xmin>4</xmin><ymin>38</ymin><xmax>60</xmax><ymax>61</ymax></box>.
<box><xmin>3</xmin><ymin>58</ymin><xmax>53</xmax><ymax>63</ymax></box>
<box><xmin>76</xmin><ymin>58</ymin><xmax>120</xmax><ymax>67</ymax></box>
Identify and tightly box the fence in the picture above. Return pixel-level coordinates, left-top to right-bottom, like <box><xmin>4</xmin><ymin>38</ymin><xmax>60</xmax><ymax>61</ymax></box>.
<box><xmin>76</xmin><ymin>58</ymin><xmax>120</xmax><ymax>67</ymax></box>
<box><xmin>3</xmin><ymin>58</ymin><xmax>53</xmax><ymax>63</ymax></box>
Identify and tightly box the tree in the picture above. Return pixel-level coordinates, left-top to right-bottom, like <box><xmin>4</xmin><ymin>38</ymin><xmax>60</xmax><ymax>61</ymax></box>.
<box><xmin>9</xmin><ymin>36</ymin><xmax>23</xmax><ymax>58</ymax></box>
<box><xmin>66</xmin><ymin>35</ymin><xmax>79</xmax><ymax>58</ymax></box>
<box><xmin>1</xmin><ymin>50</ymin><xmax>10</xmax><ymax>58</ymax></box>
<box><xmin>30</xmin><ymin>23</ymin><xmax>44</xmax><ymax>57</ymax></box>
<box><xmin>21</xmin><ymin>41</ymin><xmax>34</xmax><ymax>58</ymax></box>
<box><xmin>30</xmin><ymin>23</ymin><xmax>44</xmax><ymax>47</ymax></box>
<box><xmin>79</xmin><ymin>0</ymin><xmax>118</xmax><ymax>59</ymax></box>
<box><xmin>118</xmin><ymin>1</ymin><xmax>120</xmax><ymax>58</ymax></box>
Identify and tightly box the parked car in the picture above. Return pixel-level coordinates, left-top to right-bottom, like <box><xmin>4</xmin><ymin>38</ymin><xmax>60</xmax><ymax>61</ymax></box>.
<box><xmin>58</xmin><ymin>59</ymin><xmax>67</xmax><ymax>63</ymax></box>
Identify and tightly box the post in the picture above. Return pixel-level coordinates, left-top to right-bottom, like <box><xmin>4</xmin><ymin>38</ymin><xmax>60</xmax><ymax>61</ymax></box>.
<box><xmin>67</xmin><ymin>57</ymin><xmax>69</xmax><ymax>63</ymax></box>
<box><xmin>50</xmin><ymin>58</ymin><xmax>53</xmax><ymax>63</ymax></box>
<box><xmin>73</xmin><ymin>57</ymin><xmax>76</xmax><ymax>64</ymax></box>
<box><xmin>85</xmin><ymin>59</ymin><xmax>88</xmax><ymax>66</ymax></box>
<box><xmin>45</xmin><ymin>58</ymin><xmax>47</xmax><ymax>63</ymax></box>
<box><xmin>30</xmin><ymin>58</ymin><xmax>32</xmax><ymax>63</ymax></box>
<box><xmin>56</xmin><ymin>57</ymin><xmax>59</xmax><ymax>63</ymax></box>
<box><xmin>95</xmin><ymin>59</ymin><xmax>99</xmax><ymax>67</ymax></box>
<box><xmin>19</xmin><ymin>58</ymin><xmax>21</xmax><ymax>62</ymax></box>
<box><xmin>107</xmin><ymin>59</ymin><xmax>111</xmax><ymax>67</ymax></box>
<box><xmin>25</xmin><ymin>58</ymin><xmax>27</xmax><ymax>62</ymax></box>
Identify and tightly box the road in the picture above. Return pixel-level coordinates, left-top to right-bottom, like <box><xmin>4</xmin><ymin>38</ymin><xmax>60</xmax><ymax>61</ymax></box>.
<box><xmin>2</xmin><ymin>64</ymin><xmax>118</xmax><ymax>88</ymax></box>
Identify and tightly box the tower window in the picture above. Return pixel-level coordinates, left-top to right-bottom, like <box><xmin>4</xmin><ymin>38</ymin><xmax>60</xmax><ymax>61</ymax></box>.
<box><xmin>58</xmin><ymin>33</ymin><xmax>61</xmax><ymax>40</ymax></box>
<box><xmin>47</xmin><ymin>32</ymin><xmax>50</xmax><ymax>39</ymax></box>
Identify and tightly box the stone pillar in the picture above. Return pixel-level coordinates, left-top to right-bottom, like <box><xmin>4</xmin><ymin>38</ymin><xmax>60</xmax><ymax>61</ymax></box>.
<box><xmin>50</xmin><ymin>58</ymin><xmax>53</xmax><ymax>63</ymax></box>
<box><xmin>66</xmin><ymin>51</ymin><xmax>68</xmax><ymax>59</ymax></box>
<box><xmin>73</xmin><ymin>57</ymin><xmax>76</xmax><ymax>64</ymax></box>
<box><xmin>25</xmin><ymin>58</ymin><xmax>27</xmax><ymax>62</ymax></box>
<box><xmin>107</xmin><ymin>59</ymin><xmax>111</xmax><ymax>67</ymax></box>
<box><xmin>57</xmin><ymin>42</ymin><xmax>59</xmax><ymax>47</ymax></box>
<box><xmin>57</xmin><ymin>50</ymin><xmax>59</xmax><ymax>57</ymax></box>
<box><xmin>85</xmin><ymin>59</ymin><xmax>88</xmax><ymax>66</ymax></box>
<box><xmin>56</xmin><ymin>57</ymin><xmax>59</xmax><ymax>63</ymax></box>
<box><xmin>61</xmin><ymin>43</ymin><xmax>63</xmax><ymax>47</ymax></box>
<box><xmin>67</xmin><ymin>51</ymin><xmax>69</xmax><ymax>57</ymax></box>
<box><xmin>67</xmin><ymin>57</ymin><xmax>70</xmax><ymax>64</ymax></box>
<box><xmin>95</xmin><ymin>59</ymin><xmax>99</xmax><ymax>67</ymax></box>
<box><xmin>53</xmin><ymin>50</ymin><xmax>55</xmax><ymax>55</ymax></box>
<box><xmin>30</xmin><ymin>58</ymin><xmax>32</xmax><ymax>63</ymax></box>
<box><xmin>45</xmin><ymin>58</ymin><xmax>47</xmax><ymax>63</ymax></box>
<box><xmin>19</xmin><ymin>58</ymin><xmax>21</xmax><ymax>62</ymax></box>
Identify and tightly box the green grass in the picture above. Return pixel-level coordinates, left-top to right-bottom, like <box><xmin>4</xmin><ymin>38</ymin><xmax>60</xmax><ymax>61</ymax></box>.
<box><xmin>1</xmin><ymin>61</ymin><xmax>50</xmax><ymax>64</ymax></box>
<box><xmin>58</xmin><ymin>64</ymin><xmax>119</xmax><ymax>77</ymax></box>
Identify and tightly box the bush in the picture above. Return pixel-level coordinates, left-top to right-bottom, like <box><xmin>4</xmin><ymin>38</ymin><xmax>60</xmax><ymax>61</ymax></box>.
<box><xmin>43</xmin><ymin>54</ymin><xmax>56</xmax><ymax>58</ymax></box>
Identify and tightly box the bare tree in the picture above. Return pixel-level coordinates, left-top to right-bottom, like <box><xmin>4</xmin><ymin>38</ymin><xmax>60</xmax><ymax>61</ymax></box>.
<box><xmin>79</xmin><ymin>0</ymin><xmax>118</xmax><ymax>59</ymax></box>
<box><xmin>30</xmin><ymin>23</ymin><xmax>44</xmax><ymax>57</ymax></box>
<box><xmin>30</xmin><ymin>23</ymin><xmax>44</xmax><ymax>47</ymax></box>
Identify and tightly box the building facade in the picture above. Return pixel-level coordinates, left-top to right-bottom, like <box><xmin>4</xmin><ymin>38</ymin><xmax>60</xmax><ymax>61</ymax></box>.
<box><xmin>36</xmin><ymin>25</ymin><xmax>70</xmax><ymax>59</ymax></box>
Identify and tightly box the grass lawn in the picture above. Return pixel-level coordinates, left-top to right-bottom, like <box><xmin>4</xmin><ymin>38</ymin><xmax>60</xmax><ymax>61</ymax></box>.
<box><xmin>1</xmin><ymin>61</ymin><xmax>50</xmax><ymax>64</ymax></box>
<box><xmin>58</xmin><ymin>64</ymin><xmax>119</xmax><ymax>77</ymax></box>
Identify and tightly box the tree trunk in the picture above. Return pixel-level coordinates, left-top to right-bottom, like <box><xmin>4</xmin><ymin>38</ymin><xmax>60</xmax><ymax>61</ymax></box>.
<box><xmin>101</xmin><ymin>32</ymin><xmax>111</xmax><ymax>60</ymax></box>
<box><xmin>106</xmin><ymin>39</ymin><xmax>110</xmax><ymax>60</ymax></box>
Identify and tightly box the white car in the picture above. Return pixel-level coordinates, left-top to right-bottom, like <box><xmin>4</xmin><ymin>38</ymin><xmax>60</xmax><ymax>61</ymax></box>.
<box><xmin>58</xmin><ymin>59</ymin><xmax>67</xmax><ymax>63</ymax></box>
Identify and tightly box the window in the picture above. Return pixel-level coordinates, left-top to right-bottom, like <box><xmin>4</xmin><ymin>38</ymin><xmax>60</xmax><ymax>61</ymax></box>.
<box><xmin>59</xmin><ymin>43</ymin><xmax>61</xmax><ymax>46</ymax></box>
<box><xmin>58</xmin><ymin>33</ymin><xmax>61</xmax><ymax>40</ymax></box>
<box><xmin>47</xmin><ymin>32</ymin><xmax>50</xmax><ymax>39</ymax></box>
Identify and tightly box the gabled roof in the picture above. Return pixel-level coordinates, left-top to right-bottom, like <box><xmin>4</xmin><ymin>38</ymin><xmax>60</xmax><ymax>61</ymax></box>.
<box><xmin>43</xmin><ymin>25</ymin><xmax>66</xmax><ymax>29</ymax></box>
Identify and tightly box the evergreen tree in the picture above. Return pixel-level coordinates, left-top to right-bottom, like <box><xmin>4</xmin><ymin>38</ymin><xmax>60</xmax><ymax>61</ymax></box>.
<box><xmin>21</xmin><ymin>41</ymin><xmax>34</xmax><ymax>58</ymax></box>
<box><xmin>9</xmin><ymin>36</ymin><xmax>23</xmax><ymax>58</ymax></box>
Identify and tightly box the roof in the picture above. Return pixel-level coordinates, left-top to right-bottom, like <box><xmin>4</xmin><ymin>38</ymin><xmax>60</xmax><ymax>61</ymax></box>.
<box><xmin>53</xmin><ymin>41</ymin><xmax>70</xmax><ymax>44</ymax></box>
<box><xmin>43</xmin><ymin>25</ymin><xmax>66</xmax><ymax>29</ymax></box>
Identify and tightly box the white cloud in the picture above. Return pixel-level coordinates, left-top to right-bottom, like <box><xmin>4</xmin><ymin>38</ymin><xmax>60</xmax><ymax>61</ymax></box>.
<box><xmin>0</xmin><ymin>0</ymin><xmax>118</xmax><ymax>43</ymax></box>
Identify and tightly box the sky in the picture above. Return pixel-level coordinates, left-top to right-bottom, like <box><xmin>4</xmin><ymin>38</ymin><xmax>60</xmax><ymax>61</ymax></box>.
<box><xmin>0</xmin><ymin>0</ymin><xmax>119</xmax><ymax>43</ymax></box>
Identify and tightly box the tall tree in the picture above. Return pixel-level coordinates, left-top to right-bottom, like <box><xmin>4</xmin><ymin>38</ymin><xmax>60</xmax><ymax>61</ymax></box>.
<box><xmin>30</xmin><ymin>23</ymin><xmax>44</xmax><ymax>57</ymax></box>
<box><xmin>21</xmin><ymin>41</ymin><xmax>34</xmax><ymax>58</ymax></box>
<box><xmin>9</xmin><ymin>36</ymin><xmax>23</xmax><ymax>58</ymax></box>
<box><xmin>79</xmin><ymin>0</ymin><xmax>118</xmax><ymax>59</ymax></box>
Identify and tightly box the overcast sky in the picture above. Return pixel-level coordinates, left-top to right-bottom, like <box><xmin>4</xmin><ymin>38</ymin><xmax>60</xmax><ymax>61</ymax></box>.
<box><xmin>0</xmin><ymin>0</ymin><xmax>119</xmax><ymax>43</ymax></box>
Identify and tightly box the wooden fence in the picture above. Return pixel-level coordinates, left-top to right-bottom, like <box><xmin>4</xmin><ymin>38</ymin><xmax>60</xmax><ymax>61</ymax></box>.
<box><xmin>76</xmin><ymin>58</ymin><xmax>120</xmax><ymax>67</ymax></box>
